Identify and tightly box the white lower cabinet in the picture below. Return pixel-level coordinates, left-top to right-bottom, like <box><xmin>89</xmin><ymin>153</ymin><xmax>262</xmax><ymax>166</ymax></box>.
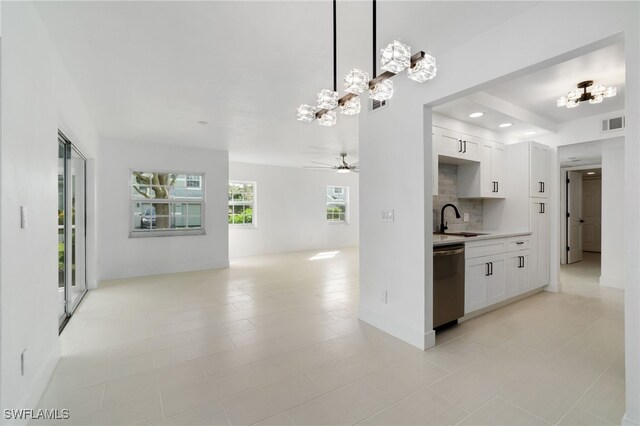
<box><xmin>506</xmin><ymin>250</ymin><xmax>530</xmax><ymax>297</ymax></box>
<box><xmin>465</xmin><ymin>236</ymin><xmax>533</xmax><ymax>315</ymax></box>
<box><xmin>464</xmin><ymin>254</ymin><xmax>505</xmax><ymax>314</ymax></box>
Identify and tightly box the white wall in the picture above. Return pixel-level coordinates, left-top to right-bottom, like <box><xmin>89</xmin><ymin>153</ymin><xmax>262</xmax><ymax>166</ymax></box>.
<box><xmin>98</xmin><ymin>141</ymin><xmax>229</xmax><ymax>280</ymax></box>
<box><xmin>0</xmin><ymin>1</ymin><xmax>100</xmax><ymax>417</ymax></box>
<box><xmin>229</xmin><ymin>162</ymin><xmax>359</xmax><ymax>258</ymax></box>
<box><xmin>601</xmin><ymin>139</ymin><xmax>625</xmax><ymax>289</ymax></box>
<box><xmin>359</xmin><ymin>3</ymin><xmax>640</xmax><ymax>422</ymax></box>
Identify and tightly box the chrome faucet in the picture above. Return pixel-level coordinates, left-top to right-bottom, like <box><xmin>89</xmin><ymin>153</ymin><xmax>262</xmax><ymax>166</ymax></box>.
<box><xmin>440</xmin><ymin>203</ymin><xmax>461</xmax><ymax>234</ymax></box>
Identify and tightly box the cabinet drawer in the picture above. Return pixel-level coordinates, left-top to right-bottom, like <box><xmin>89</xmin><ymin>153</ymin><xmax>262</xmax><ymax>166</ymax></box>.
<box><xmin>508</xmin><ymin>236</ymin><xmax>531</xmax><ymax>252</ymax></box>
<box><xmin>465</xmin><ymin>238</ymin><xmax>507</xmax><ymax>259</ymax></box>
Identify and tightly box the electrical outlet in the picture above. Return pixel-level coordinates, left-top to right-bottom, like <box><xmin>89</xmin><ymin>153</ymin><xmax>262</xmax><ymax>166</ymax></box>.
<box><xmin>381</xmin><ymin>209</ymin><xmax>394</xmax><ymax>222</ymax></box>
<box><xmin>463</xmin><ymin>212</ymin><xmax>469</xmax><ymax>223</ymax></box>
<box><xmin>20</xmin><ymin>349</ymin><xmax>27</xmax><ymax>376</ymax></box>
<box><xmin>380</xmin><ymin>290</ymin><xmax>388</xmax><ymax>304</ymax></box>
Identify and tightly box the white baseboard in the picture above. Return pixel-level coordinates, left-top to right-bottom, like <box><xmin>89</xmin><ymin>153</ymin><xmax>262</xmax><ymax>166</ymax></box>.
<box><xmin>358</xmin><ymin>305</ymin><xmax>435</xmax><ymax>350</ymax></box>
<box><xmin>622</xmin><ymin>413</ymin><xmax>639</xmax><ymax>426</ymax></box>
<box><xmin>100</xmin><ymin>259</ymin><xmax>230</xmax><ymax>281</ymax></box>
<box><xmin>600</xmin><ymin>275</ymin><xmax>625</xmax><ymax>289</ymax></box>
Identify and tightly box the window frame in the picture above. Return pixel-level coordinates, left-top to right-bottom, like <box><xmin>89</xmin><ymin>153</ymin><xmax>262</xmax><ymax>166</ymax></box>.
<box><xmin>129</xmin><ymin>169</ymin><xmax>206</xmax><ymax>238</ymax></box>
<box><xmin>326</xmin><ymin>185</ymin><xmax>349</xmax><ymax>225</ymax></box>
<box><xmin>228</xmin><ymin>180</ymin><xmax>257</xmax><ymax>228</ymax></box>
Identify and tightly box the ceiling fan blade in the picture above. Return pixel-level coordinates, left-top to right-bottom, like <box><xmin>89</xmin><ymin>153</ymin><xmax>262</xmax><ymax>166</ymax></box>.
<box><xmin>350</xmin><ymin>169</ymin><xmax>359</xmax><ymax>173</ymax></box>
<box><xmin>309</xmin><ymin>161</ymin><xmax>336</xmax><ymax>167</ymax></box>
<box><xmin>350</xmin><ymin>162</ymin><xmax>359</xmax><ymax>166</ymax></box>
<box><xmin>303</xmin><ymin>166</ymin><xmax>332</xmax><ymax>169</ymax></box>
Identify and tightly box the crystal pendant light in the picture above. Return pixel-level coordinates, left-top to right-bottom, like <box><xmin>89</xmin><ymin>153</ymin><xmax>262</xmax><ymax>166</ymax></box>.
<box><xmin>567</xmin><ymin>99</ymin><xmax>579</xmax><ymax>108</ymax></box>
<box><xmin>567</xmin><ymin>89</ymin><xmax>581</xmax><ymax>101</ymax></box>
<box><xmin>592</xmin><ymin>85</ymin><xmax>606</xmax><ymax>96</ymax></box>
<box><xmin>370</xmin><ymin>79</ymin><xmax>393</xmax><ymax>101</ymax></box>
<box><xmin>318</xmin><ymin>110</ymin><xmax>337</xmax><ymax>126</ymax></box>
<box><xmin>380</xmin><ymin>40</ymin><xmax>411</xmax><ymax>73</ymax></box>
<box><xmin>344</xmin><ymin>69</ymin><xmax>370</xmax><ymax>94</ymax></box>
<box><xmin>297</xmin><ymin>105</ymin><xmax>316</xmax><ymax>122</ymax></box>
<box><xmin>557</xmin><ymin>96</ymin><xmax>568</xmax><ymax>107</ymax></box>
<box><xmin>589</xmin><ymin>94</ymin><xmax>604</xmax><ymax>104</ymax></box>
<box><xmin>317</xmin><ymin>89</ymin><xmax>338</xmax><ymax>110</ymax></box>
<box><xmin>340</xmin><ymin>97</ymin><xmax>361</xmax><ymax>115</ymax></box>
<box><xmin>604</xmin><ymin>86</ymin><xmax>617</xmax><ymax>98</ymax></box>
<box><xmin>408</xmin><ymin>54</ymin><xmax>437</xmax><ymax>83</ymax></box>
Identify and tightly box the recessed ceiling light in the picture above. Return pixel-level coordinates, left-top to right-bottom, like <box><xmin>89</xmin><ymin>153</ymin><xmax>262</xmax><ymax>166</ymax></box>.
<box><xmin>197</xmin><ymin>120</ymin><xmax>209</xmax><ymax>125</ymax></box>
<box><xmin>524</xmin><ymin>131</ymin><xmax>537</xmax><ymax>136</ymax></box>
<box><xmin>587</xmin><ymin>171</ymin><xmax>596</xmax><ymax>175</ymax></box>
<box><xmin>469</xmin><ymin>112</ymin><xmax>484</xmax><ymax>118</ymax></box>
<box><xmin>499</xmin><ymin>122</ymin><xmax>513</xmax><ymax>128</ymax></box>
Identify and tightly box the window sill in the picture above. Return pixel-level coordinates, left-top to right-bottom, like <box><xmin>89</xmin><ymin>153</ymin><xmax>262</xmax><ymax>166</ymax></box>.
<box><xmin>229</xmin><ymin>224</ymin><xmax>258</xmax><ymax>230</ymax></box>
<box><xmin>129</xmin><ymin>229</ymin><xmax>205</xmax><ymax>238</ymax></box>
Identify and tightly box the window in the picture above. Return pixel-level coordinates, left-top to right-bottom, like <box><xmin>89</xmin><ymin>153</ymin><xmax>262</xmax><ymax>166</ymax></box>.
<box><xmin>229</xmin><ymin>181</ymin><xmax>256</xmax><ymax>226</ymax></box>
<box><xmin>327</xmin><ymin>186</ymin><xmax>348</xmax><ymax>223</ymax></box>
<box><xmin>130</xmin><ymin>171</ymin><xmax>205</xmax><ymax>237</ymax></box>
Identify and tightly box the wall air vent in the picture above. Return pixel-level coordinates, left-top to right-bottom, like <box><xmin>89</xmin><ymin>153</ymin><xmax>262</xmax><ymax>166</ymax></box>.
<box><xmin>371</xmin><ymin>99</ymin><xmax>388</xmax><ymax>111</ymax></box>
<box><xmin>602</xmin><ymin>116</ymin><xmax>625</xmax><ymax>132</ymax></box>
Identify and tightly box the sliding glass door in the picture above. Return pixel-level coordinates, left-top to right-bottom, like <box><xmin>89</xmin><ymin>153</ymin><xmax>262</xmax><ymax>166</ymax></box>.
<box><xmin>58</xmin><ymin>131</ymin><xmax>87</xmax><ymax>330</ymax></box>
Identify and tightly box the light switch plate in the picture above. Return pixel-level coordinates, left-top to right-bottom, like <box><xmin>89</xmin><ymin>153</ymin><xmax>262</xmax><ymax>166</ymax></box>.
<box><xmin>381</xmin><ymin>209</ymin><xmax>394</xmax><ymax>222</ymax></box>
<box><xmin>20</xmin><ymin>206</ymin><xmax>28</xmax><ymax>229</ymax></box>
<box><xmin>463</xmin><ymin>212</ymin><xmax>469</xmax><ymax>223</ymax></box>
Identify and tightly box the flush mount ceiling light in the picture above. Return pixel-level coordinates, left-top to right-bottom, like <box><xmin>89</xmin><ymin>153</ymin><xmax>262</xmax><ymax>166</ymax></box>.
<box><xmin>524</xmin><ymin>131</ymin><xmax>537</xmax><ymax>136</ymax></box>
<box><xmin>469</xmin><ymin>112</ymin><xmax>484</xmax><ymax>118</ymax></box>
<box><xmin>557</xmin><ymin>80</ymin><xmax>617</xmax><ymax>108</ymax></box>
<box><xmin>296</xmin><ymin>0</ymin><xmax>437</xmax><ymax>127</ymax></box>
<box><xmin>587</xmin><ymin>171</ymin><xmax>596</xmax><ymax>175</ymax></box>
<box><xmin>499</xmin><ymin>122</ymin><xmax>513</xmax><ymax>128</ymax></box>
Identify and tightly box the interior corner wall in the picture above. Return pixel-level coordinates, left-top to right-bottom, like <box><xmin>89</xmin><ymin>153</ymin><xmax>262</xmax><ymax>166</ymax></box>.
<box><xmin>97</xmin><ymin>141</ymin><xmax>229</xmax><ymax>280</ymax></box>
<box><xmin>228</xmin><ymin>162</ymin><xmax>359</xmax><ymax>258</ymax></box>
<box><xmin>600</xmin><ymin>139</ymin><xmax>625</xmax><ymax>289</ymax></box>
<box><xmin>0</xmin><ymin>1</ymin><xmax>99</xmax><ymax>418</ymax></box>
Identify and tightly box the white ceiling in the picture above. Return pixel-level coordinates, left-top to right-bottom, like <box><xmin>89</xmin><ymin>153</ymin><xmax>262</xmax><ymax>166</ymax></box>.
<box><xmin>484</xmin><ymin>43</ymin><xmax>625</xmax><ymax>123</ymax></box>
<box><xmin>433</xmin><ymin>42</ymin><xmax>625</xmax><ymax>145</ymax></box>
<box><xmin>35</xmin><ymin>1</ymin><xmax>540</xmax><ymax>167</ymax></box>
<box><xmin>558</xmin><ymin>140</ymin><xmax>604</xmax><ymax>167</ymax></box>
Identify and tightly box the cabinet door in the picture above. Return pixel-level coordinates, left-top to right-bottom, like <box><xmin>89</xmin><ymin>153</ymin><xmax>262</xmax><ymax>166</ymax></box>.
<box><xmin>491</xmin><ymin>144</ymin><xmax>505</xmax><ymax>197</ymax></box>
<box><xmin>530</xmin><ymin>143</ymin><xmax>549</xmax><ymax>198</ymax></box>
<box><xmin>461</xmin><ymin>136</ymin><xmax>480</xmax><ymax>161</ymax></box>
<box><xmin>536</xmin><ymin>203</ymin><xmax>550</xmax><ymax>287</ymax></box>
<box><xmin>465</xmin><ymin>259</ymin><xmax>488</xmax><ymax>314</ymax></box>
<box><xmin>481</xmin><ymin>143</ymin><xmax>493</xmax><ymax>196</ymax></box>
<box><xmin>518</xmin><ymin>252</ymin><xmax>531</xmax><ymax>293</ymax></box>
<box><xmin>486</xmin><ymin>257</ymin><xmax>506</xmax><ymax>305</ymax></box>
<box><xmin>506</xmin><ymin>254</ymin><xmax>521</xmax><ymax>297</ymax></box>
<box><xmin>434</xmin><ymin>127</ymin><xmax>463</xmax><ymax>158</ymax></box>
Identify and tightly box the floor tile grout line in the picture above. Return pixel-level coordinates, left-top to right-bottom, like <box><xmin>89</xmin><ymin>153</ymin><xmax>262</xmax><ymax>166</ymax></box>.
<box><xmin>553</xmin><ymin>355</ymin><xmax>620</xmax><ymax>426</ymax></box>
<box><xmin>494</xmin><ymin>395</ymin><xmax>553</xmax><ymax>425</ymax></box>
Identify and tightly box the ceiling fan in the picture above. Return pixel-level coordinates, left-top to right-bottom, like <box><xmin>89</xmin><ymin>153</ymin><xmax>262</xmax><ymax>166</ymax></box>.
<box><xmin>304</xmin><ymin>153</ymin><xmax>359</xmax><ymax>174</ymax></box>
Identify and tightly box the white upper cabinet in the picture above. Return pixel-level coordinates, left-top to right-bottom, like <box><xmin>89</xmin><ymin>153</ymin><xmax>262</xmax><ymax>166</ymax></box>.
<box><xmin>433</xmin><ymin>126</ymin><xmax>480</xmax><ymax>162</ymax></box>
<box><xmin>530</xmin><ymin>142</ymin><xmax>550</xmax><ymax>198</ymax></box>
<box><xmin>458</xmin><ymin>140</ymin><xmax>506</xmax><ymax>199</ymax></box>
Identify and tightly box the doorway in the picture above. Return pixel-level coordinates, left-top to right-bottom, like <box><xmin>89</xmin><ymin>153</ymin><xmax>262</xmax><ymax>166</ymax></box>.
<box><xmin>565</xmin><ymin>167</ymin><xmax>602</xmax><ymax>264</ymax></box>
<box><xmin>58</xmin><ymin>131</ymin><xmax>88</xmax><ymax>331</ymax></box>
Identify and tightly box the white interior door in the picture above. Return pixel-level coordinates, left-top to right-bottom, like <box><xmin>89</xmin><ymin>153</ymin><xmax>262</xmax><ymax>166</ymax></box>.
<box><xmin>567</xmin><ymin>171</ymin><xmax>583</xmax><ymax>263</ymax></box>
<box><xmin>582</xmin><ymin>177</ymin><xmax>602</xmax><ymax>252</ymax></box>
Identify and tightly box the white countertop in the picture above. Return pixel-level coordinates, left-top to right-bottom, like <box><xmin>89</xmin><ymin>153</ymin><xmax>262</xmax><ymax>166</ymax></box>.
<box><xmin>433</xmin><ymin>231</ymin><xmax>531</xmax><ymax>246</ymax></box>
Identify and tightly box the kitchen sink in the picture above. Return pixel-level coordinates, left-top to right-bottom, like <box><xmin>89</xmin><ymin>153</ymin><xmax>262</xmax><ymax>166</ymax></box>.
<box><xmin>433</xmin><ymin>232</ymin><xmax>488</xmax><ymax>237</ymax></box>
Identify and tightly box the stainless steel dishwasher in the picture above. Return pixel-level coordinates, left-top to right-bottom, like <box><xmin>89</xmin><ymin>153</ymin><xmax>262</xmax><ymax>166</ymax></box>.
<box><xmin>433</xmin><ymin>244</ymin><xmax>465</xmax><ymax>329</ymax></box>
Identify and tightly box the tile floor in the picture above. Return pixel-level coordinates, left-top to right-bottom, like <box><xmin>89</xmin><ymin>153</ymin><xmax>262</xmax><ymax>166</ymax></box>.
<box><xmin>34</xmin><ymin>248</ymin><xmax>625</xmax><ymax>425</ymax></box>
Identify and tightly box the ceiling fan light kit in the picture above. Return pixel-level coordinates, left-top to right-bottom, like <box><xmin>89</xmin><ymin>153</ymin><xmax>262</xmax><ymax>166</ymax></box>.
<box><xmin>297</xmin><ymin>0</ymin><xmax>437</xmax><ymax>127</ymax></box>
<box><xmin>304</xmin><ymin>153</ymin><xmax>359</xmax><ymax>173</ymax></box>
<box><xmin>557</xmin><ymin>80</ymin><xmax>616</xmax><ymax>108</ymax></box>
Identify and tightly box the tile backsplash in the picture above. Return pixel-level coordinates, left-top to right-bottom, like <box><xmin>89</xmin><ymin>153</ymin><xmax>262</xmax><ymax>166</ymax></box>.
<box><xmin>433</xmin><ymin>163</ymin><xmax>483</xmax><ymax>232</ymax></box>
